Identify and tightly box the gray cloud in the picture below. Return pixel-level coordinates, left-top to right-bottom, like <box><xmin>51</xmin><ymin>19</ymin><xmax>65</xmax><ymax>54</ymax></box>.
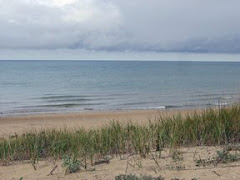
<box><xmin>0</xmin><ymin>0</ymin><xmax>240</xmax><ymax>53</ymax></box>
<box><xmin>0</xmin><ymin>0</ymin><xmax>121</xmax><ymax>49</ymax></box>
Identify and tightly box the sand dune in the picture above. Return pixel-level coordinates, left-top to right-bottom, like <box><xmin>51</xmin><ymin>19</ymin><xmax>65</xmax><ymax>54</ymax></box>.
<box><xmin>0</xmin><ymin>146</ymin><xmax>239</xmax><ymax>180</ymax></box>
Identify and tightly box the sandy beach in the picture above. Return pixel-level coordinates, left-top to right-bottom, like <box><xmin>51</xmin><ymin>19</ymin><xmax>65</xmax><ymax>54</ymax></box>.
<box><xmin>0</xmin><ymin>109</ymin><xmax>239</xmax><ymax>180</ymax></box>
<box><xmin>0</xmin><ymin>145</ymin><xmax>239</xmax><ymax>180</ymax></box>
<box><xmin>0</xmin><ymin>109</ymin><xmax>198</xmax><ymax>138</ymax></box>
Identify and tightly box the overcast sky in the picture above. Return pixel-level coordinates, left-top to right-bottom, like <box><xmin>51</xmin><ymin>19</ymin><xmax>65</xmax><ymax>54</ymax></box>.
<box><xmin>1</xmin><ymin>0</ymin><xmax>240</xmax><ymax>60</ymax></box>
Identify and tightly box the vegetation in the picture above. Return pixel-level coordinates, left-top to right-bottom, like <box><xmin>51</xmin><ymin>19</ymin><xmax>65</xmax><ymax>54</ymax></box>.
<box><xmin>0</xmin><ymin>106</ymin><xmax>239</xmax><ymax>167</ymax></box>
<box><xmin>115</xmin><ymin>175</ymin><xmax>195</xmax><ymax>180</ymax></box>
<box><xmin>215</xmin><ymin>149</ymin><xmax>239</xmax><ymax>163</ymax></box>
<box><xmin>115</xmin><ymin>174</ymin><xmax>165</xmax><ymax>180</ymax></box>
<box><xmin>62</xmin><ymin>155</ymin><xmax>80</xmax><ymax>174</ymax></box>
<box><xmin>195</xmin><ymin>148</ymin><xmax>240</xmax><ymax>166</ymax></box>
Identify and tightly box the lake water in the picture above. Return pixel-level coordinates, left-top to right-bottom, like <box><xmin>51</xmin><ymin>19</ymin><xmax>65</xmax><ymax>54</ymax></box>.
<box><xmin>1</xmin><ymin>60</ymin><xmax>240</xmax><ymax>116</ymax></box>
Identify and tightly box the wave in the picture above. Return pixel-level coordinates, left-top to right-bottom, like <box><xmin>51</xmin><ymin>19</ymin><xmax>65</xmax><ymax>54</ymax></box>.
<box><xmin>44</xmin><ymin>97</ymin><xmax>113</xmax><ymax>103</ymax></box>
<box><xmin>0</xmin><ymin>101</ymin><xmax>17</xmax><ymax>105</ymax></box>
<box><xmin>115</xmin><ymin>105</ymin><xmax>183</xmax><ymax>110</ymax></box>
<box><xmin>165</xmin><ymin>105</ymin><xmax>183</xmax><ymax>109</ymax></box>
<box><xmin>195</xmin><ymin>92</ymin><xmax>239</xmax><ymax>98</ymax></box>
<box><xmin>39</xmin><ymin>94</ymin><xmax>136</xmax><ymax>100</ymax></box>
<box><xmin>118</xmin><ymin>102</ymin><xmax>151</xmax><ymax>106</ymax></box>
<box><xmin>134</xmin><ymin>106</ymin><xmax>166</xmax><ymax>110</ymax></box>
<box><xmin>22</xmin><ymin>103</ymin><xmax>105</xmax><ymax>108</ymax></box>
<box><xmin>39</xmin><ymin>95</ymin><xmax>90</xmax><ymax>99</ymax></box>
<box><xmin>206</xmin><ymin>102</ymin><xmax>229</xmax><ymax>106</ymax></box>
<box><xmin>189</xmin><ymin>96</ymin><xmax>232</xmax><ymax>102</ymax></box>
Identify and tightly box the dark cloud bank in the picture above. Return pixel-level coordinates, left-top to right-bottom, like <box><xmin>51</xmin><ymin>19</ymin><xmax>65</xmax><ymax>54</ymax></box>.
<box><xmin>0</xmin><ymin>0</ymin><xmax>240</xmax><ymax>54</ymax></box>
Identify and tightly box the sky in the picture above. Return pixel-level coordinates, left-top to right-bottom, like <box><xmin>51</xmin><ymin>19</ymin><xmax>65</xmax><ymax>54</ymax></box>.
<box><xmin>0</xmin><ymin>0</ymin><xmax>240</xmax><ymax>61</ymax></box>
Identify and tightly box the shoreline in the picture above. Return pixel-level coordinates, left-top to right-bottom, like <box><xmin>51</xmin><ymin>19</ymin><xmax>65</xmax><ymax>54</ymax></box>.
<box><xmin>0</xmin><ymin>108</ymin><xmax>201</xmax><ymax>138</ymax></box>
<box><xmin>0</xmin><ymin>105</ymin><xmax>204</xmax><ymax>118</ymax></box>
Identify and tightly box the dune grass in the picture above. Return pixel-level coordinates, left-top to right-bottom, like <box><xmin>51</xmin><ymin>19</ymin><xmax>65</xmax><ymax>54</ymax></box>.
<box><xmin>0</xmin><ymin>106</ymin><xmax>239</xmax><ymax>166</ymax></box>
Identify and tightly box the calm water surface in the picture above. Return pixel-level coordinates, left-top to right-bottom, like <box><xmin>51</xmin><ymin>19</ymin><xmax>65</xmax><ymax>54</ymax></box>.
<box><xmin>0</xmin><ymin>60</ymin><xmax>240</xmax><ymax>116</ymax></box>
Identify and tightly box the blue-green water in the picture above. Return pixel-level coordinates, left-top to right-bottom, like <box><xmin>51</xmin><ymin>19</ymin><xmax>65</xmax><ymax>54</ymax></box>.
<box><xmin>1</xmin><ymin>60</ymin><xmax>240</xmax><ymax>116</ymax></box>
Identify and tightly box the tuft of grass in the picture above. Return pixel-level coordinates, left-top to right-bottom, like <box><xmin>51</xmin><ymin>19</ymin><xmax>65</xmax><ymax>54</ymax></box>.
<box><xmin>0</xmin><ymin>105</ymin><xmax>239</xmax><ymax>166</ymax></box>
<box><xmin>195</xmin><ymin>149</ymin><xmax>240</xmax><ymax>166</ymax></box>
<box><xmin>115</xmin><ymin>174</ymin><xmax>165</xmax><ymax>180</ymax></box>
<box><xmin>62</xmin><ymin>155</ymin><xmax>80</xmax><ymax>174</ymax></box>
<box><xmin>171</xmin><ymin>151</ymin><xmax>183</xmax><ymax>162</ymax></box>
<box><xmin>215</xmin><ymin>149</ymin><xmax>239</xmax><ymax>164</ymax></box>
<box><xmin>141</xmin><ymin>175</ymin><xmax>165</xmax><ymax>180</ymax></box>
<box><xmin>115</xmin><ymin>174</ymin><xmax>139</xmax><ymax>180</ymax></box>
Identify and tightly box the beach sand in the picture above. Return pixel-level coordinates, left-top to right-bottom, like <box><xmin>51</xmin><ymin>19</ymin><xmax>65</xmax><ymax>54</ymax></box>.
<box><xmin>0</xmin><ymin>109</ymin><xmax>199</xmax><ymax>138</ymax></box>
<box><xmin>0</xmin><ymin>109</ymin><xmax>239</xmax><ymax>180</ymax></box>
<box><xmin>0</xmin><ymin>146</ymin><xmax>239</xmax><ymax>180</ymax></box>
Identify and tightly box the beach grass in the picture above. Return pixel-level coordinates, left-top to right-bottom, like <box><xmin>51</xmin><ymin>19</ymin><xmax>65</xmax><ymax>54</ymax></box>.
<box><xmin>0</xmin><ymin>106</ymin><xmax>239</xmax><ymax>166</ymax></box>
